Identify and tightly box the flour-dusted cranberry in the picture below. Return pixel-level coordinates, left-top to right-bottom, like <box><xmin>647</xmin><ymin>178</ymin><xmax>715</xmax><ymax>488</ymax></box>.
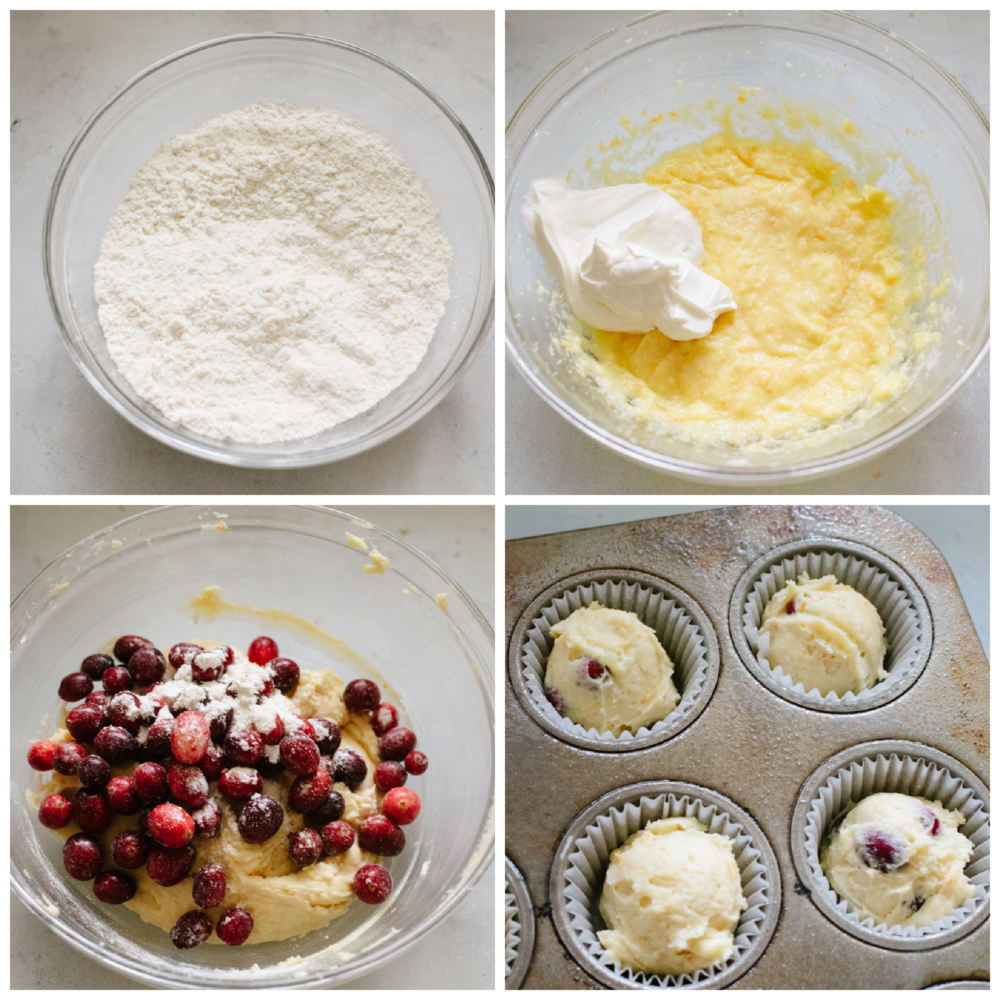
<box><xmin>370</xmin><ymin>703</ymin><xmax>398</xmax><ymax>737</ymax></box>
<box><xmin>147</xmin><ymin>844</ymin><xmax>196</xmax><ymax>887</ymax></box>
<box><xmin>215</xmin><ymin>646</ymin><xmax>235</xmax><ymax>669</ymax></box>
<box><xmin>373</xmin><ymin>761</ymin><xmax>407</xmax><ymax>792</ymax></box>
<box><xmin>81</xmin><ymin>653</ymin><xmax>115</xmax><ymax>680</ymax></box>
<box><xmin>28</xmin><ymin>739</ymin><xmax>58</xmax><ymax>771</ymax></box>
<box><xmin>257</xmin><ymin>753</ymin><xmax>285</xmax><ymax>780</ymax></box>
<box><xmin>857</xmin><ymin>829</ymin><xmax>905</xmax><ymax>873</ymax></box>
<box><xmin>94</xmin><ymin>870</ymin><xmax>136</xmax><ymax>904</ymax></box>
<box><xmin>77</xmin><ymin>754</ymin><xmax>112</xmax><ymax>788</ymax></box>
<box><xmin>170</xmin><ymin>910</ymin><xmax>212</xmax><ymax>950</ymax></box>
<box><xmin>289</xmin><ymin>768</ymin><xmax>331</xmax><ymax>813</ymax></box>
<box><xmin>219</xmin><ymin>767</ymin><xmax>264</xmax><ymax>801</ymax></box>
<box><xmin>197</xmin><ymin>744</ymin><xmax>227</xmax><ymax>782</ymax></box>
<box><xmin>307</xmin><ymin>790</ymin><xmax>346</xmax><ymax>827</ymax></box>
<box><xmin>259</xmin><ymin>676</ymin><xmax>275</xmax><ymax>700</ymax></box>
<box><xmin>169</xmin><ymin>765</ymin><xmax>210</xmax><ymax>808</ymax></box>
<box><xmin>102</xmin><ymin>665</ymin><xmax>133</xmax><ymax>695</ymax></box>
<box><xmin>354</xmin><ymin>864</ymin><xmax>392</xmax><ymax>904</ymax></box>
<box><xmin>114</xmin><ymin>635</ymin><xmax>154</xmax><ymax>663</ymax></box>
<box><xmin>544</xmin><ymin>687</ymin><xmax>566</xmax><ymax>713</ymax></box>
<box><xmin>95</xmin><ymin>726</ymin><xmax>136</xmax><ymax>765</ymax></box>
<box><xmin>58</xmin><ymin>672</ymin><xmax>93</xmax><ymax>702</ymax></box>
<box><xmin>404</xmin><ymin>750</ymin><xmax>428</xmax><ymax>776</ymax></box>
<box><xmin>191</xmin><ymin>648</ymin><xmax>226</xmax><ymax>683</ymax></box>
<box><xmin>66</xmin><ymin>703</ymin><xmax>108</xmax><ymax>742</ymax></box>
<box><xmin>192</xmin><ymin>864</ymin><xmax>227</xmax><ymax>908</ymax></box>
<box><xmin>168</xmin><ymin>642</ymin><xmax>204</xmax><ymax>670</ymax></box>
<box><xmin>268</xmin><ymin>657</ymin><xmax>300</xmax><ymax>693</ymax></box>
<box><xmin>172</xmin><ymin>686</ymin><xmax>209</xmax><ymax>714</ymax></box>
<box><xmin>254</xmin><ymin>710</ymin><xmax>284</xmax><ymax>746</ymax></box>
<box><xmin>108</xmin><ymin>691</ymin><xmax>144</xmax><ymax>735</ymax></box>
<box><xmin>112</xmin><ymin>830</ymin><xmax>151</xmax><ymax>869</ymax></box>
<box><xmin>52</xmin><ymin>740</ymin><xmax>87</xmax><ymax>775</ymax></box>
<box><xmin>333</xmin><ymin>749</ymin><xmax>367</xmax><ymax>789</ymax></box>
<box><xmin>141</xmin><ymin>717</ymin><xmax>175</xmax><ymax>761</ymax></box>
<box><xmin>193</xmin><ymin>799</ymin><xmax>222</xmax><ymax>839</ymax></box>
<box><xmin>149</xmin><ymin>802</ymin><xmax>195</xmax><ymax>848</ymax></box>
<box><xmin>208</xmin><ymin>705</ymin><xmax>234</xmax><ymax>743</ymax></box>
<box><xmin>128</xmin><ymin>646</ymin><xmax>166</xmax><ymax>686</ymax></box>
<box><xmin>106</xmin><ymin>776</ymin><xmax>142</xmax><ymax>815</ymax></box>
<box><xmin>292</xmin><ymin>716</ymin><xmax>315</xmax><ymax>740</ymax></box>
<box><xmin>918</xmin><ymin>804</ymin><xmax>943</xmax><ymax>837</ymax></box>
<box><xmin>63</xmin><ymin>833</ymin><xmax>104</xmax><ymax>880</ymax></box>
<box><xmin>85</xmin><ymin>690</ymin><xmax>110</xmax><ymax>710</ymax></box>
<box><xmin>248</xmin><ymin>636</ymin><xmax>279</xmax><ymax>666</ymax></box>
<box><xmin>343</xmin><ymin>679</ymin><xmax>380</xmax><ymax>713</ymax></box>
<box><xmin>321</xmin><ymin>820</ymin><xmax>355</xmax><ymax>855</ymax></box>
<box><xmin>172</xmin><ymin>711</ymin><xmax>211</xmax><ymax>764</ymax></box>
<box><xmin>382</xmin><ymin>787</ymin><xmax>421</xmax><ymax>826</ymax></box>
<box><xmin>378</xmin><ymin>727</ymin><xmax>416</xmax><ymax>762</ymax></box>
<box><xmin>238</xmin><ymin>794</ymin><xmax>284</xmax><ymax>844</ymax></box>
<box><xmin>224</xmin><ymin>729</ymin><xmax>263</xmax><ymax>767</ymax></box>
<box><xmin>217</xmin><ymin>906</ymin><xmax>254</xmax><ymax>946</ymax></box>
<box><xmin>310</xmin><ymin>718</ymin><xmax>341</xmax><ymax>755</ymax></box>
<box><xmin>39</xmin><ymin>793</ymin><xmax>73</xmax><ymax>828</ymax></box>
<box><xmin>132</xmin><ymin>762</ymin><xmax>169</xmax><ymax>805</ymax></box>
<box><xmin>358</xmin><ymin>815</ymin><xmax>406</xmax><ymax>856</ymax></box>
<box><xmin>279</xmin><ymin>733</ymin><xmax>320</xmax><ymax>776</ymax></box>
<box><xmin>288</xmin><ymin>828</ymin><xmax>324</xmax><ymax>866</ymax></box>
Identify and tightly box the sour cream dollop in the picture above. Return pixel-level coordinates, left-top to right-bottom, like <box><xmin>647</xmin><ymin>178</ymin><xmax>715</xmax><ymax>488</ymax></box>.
<box><xmin>523</xmin><ymin>178</ymin><xmax>736</xmax><ymax>341</ymax></box>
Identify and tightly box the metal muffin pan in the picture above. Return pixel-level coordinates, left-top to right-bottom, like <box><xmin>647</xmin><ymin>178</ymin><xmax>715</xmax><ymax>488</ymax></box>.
<box><xmin>506</xmin><ymin>856</ymin><xmax>536</xmax><ymax>990</ymax></box>
<box><xmin>505</xmin><ymin>506</ymin><xmax>989</xmax><ymax>989</ymax></box>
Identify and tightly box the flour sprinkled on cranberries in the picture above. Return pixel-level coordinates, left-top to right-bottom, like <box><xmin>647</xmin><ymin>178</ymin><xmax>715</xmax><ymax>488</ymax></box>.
<box><xmin>333</xmin><ymin>748</ymin><xmax>367</xmax><ymax>789</ymax></box>
<box><xmin>358</xmin><ymin>815</ymin><xmax>406</xmax><ymax>856</ymax></box>
<box><xmin>147</xmin><ymin>844</ymin><xmax>196</xmax><ymax>887</ymax></box>
<box><xmin>248</xmin><ymin>636</ymin><xmax>279</xmax><ymax>666</ymax></box>
<box><xmin>288</xmin><ymin>828</ymin><xmax>324</xmax><ymax>867</ymax></box>
<box><xmin>268</xmin><ymin>657</ymin><xmax>300</xmax><ymax>693</ymax></box>
<box><xmin>149</xmin><ymin>802</ymin><xmax>195</xmax><ymax>848</ymax></box>
<box><xmin>217</xmin><ymin>906</ymin><xmax>254</xmax><ymax>946</ymax></box>
<box><xmin>238</xmin><ymin>794</ymin><xmax>284</xmax><ymax>844</ymax></box>
<box><xmin>280</xmin><ymin>732</ymin><xmax>320</xmax><ymax>776</ymax></box>
<box><xmin>311</xmin><ymin>718</ymin><xmax>341</xmax><ymax>755</ymax></box>
<box><xmin>112</xmin><ymin>830</ymin><xmax>151</xmax><ymax>869</ymax></box>
<box><xmin>378</xmin><ymin>727</ymin><xmax>416</xmax><ymax>762</ymax></box>
<box><xmin>52</xmin><ymin>740</ymin><xmax>87</xmax><ymax>775</ymax></box>
<box><xmin>404</xmin><ymin>750</ymin><xmax>428</xmax><ymax>775</ymax></box>
<box><xmin>354</xmin><ymin>864</ymin><xmax>392</xmax><ymax>904</ymax></box>
<box><xmin>141</xmin><ymin>717</ymin><xmax>175</xmax><ymax>761</ymax></box>
<box><xmin>172</xmin><ymin>711</ymin><xmax>211</xmax><ymax>764</ymax></box>
<box><xmin>169</xmin><ymin>764</ymin><xmax>210</xmax><ymax>808</ymax></box>
<box><xmin>219</xmin><ymin>767</ymin><xmax>264</xmax><ymax>801</ymax></box>
<box><xmin>192</xmin><ymin>799</ymin><xmax>223</xmax><ymax>839</ymax></box>
<box><xmin>168</xmin><ymin>643</ymin><xmax>204</xmax><ymax>670</ymax></box>
<box><xmin>344</xmin><ymin>679</ymin><xmax>380</xmax><ymax>713</ymax></box>
<box><xmin>321</xmin><ymin>820</ymin><xmax>355</xmax><ymax>855</ymax></box>
<box><xmin>171</xmin><ymin>910</ymin><xmax>212</xmax><ymax>949</ymax></box>
<box><xmin>108</xmin><ymin>692</ymin><xmax>144</xmax><ymax>735</ymax></box>
<box><xmin>39</xmin><ymin>794</ymin><xmax>73</xmax><ymax>829</ymax></box>
<box><xmin>370</xmin><ymin>703</ymin><xmax>398</xmax><ymax>737</ymax></box>
<box><xmin>191</xmin><ymin>648</ymin><xmax>226</xmax><ymax>683</ymax></box>
<box><xmin>63</xmin><ymin>833</ymin><xmax>104</xmax><ymax>880</ymax></box>
<box><xmin>374</xmin><ymin>761</ymin><xmax>407</xmax><ymax>792</ymax></box>
<box><xmin>94</xmin><ymin>870</ymin><xmax>137</xmax><ymax>904</ymax></box>
<box><xmin>58</xmin><ymin>672</ymin><xmax>93</xmax><ymax>702</ymax></box>
<box><xmin>224</xmin><ymin>729</ymin><xmax>264</xmax><ymax>767</ymax></box>
<box><xmin>28</xmin><ymin>739</ymin><xmax>58</xmax><ymax>771</ymax></box>
<box><xmin>193</xmin><ymin>864</ymin><xmax>227</xmax><ymax>908</ymax></box>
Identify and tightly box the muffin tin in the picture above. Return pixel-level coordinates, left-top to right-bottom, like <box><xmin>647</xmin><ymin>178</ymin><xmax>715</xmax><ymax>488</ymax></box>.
<box><xmin>505</xmin><ymin>506</ymin><xmax>989</xmax><ymax>989</ymax></box>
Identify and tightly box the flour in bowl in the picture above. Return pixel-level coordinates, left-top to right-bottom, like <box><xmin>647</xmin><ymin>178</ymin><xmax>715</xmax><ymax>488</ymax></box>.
<box><xmin>95</xmin><ymin>101</ymin><xmax>452</xmax><ymax>444</ymax></box>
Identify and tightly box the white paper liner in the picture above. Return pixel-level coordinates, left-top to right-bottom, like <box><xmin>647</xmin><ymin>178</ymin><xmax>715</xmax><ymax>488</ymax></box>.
<box><xmin>520</xmin><ymin>579</ymin><xmax>709</xmax><ymax>743</ymax></box>
<box><xmin>562</xmin><ymin>792</ymin><xmax>774</xmax><ymax>988</ymax></box>
<box><xmin>741</xmin><ymin>549</ymin><xmax>923</xmax><ymax>706</ymax></box>
<box><xmin>504</xmin><ymin>874</ymin><xmax>520</xmax><ymax>978</ymax></box>
<box><xmin>804</xmin><ymin>752</ymin><xmax>990</xmax><ymax>940</ymax></box>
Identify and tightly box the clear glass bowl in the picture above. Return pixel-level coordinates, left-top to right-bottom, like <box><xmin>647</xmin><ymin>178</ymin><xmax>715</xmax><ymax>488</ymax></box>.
<box><xmin>10</xmin><ymin>506</ymin><xmax>494</xmax><ymax>988</ymax></box>
<box><xmin>506</xmin><ymin>11</ymin><xmax>989</xmax><ymax>485</ymax></box>
<box><xmin>45</xmin><ymin>33</ymin><xmax>494</xmax><ymax>468</ymax></box>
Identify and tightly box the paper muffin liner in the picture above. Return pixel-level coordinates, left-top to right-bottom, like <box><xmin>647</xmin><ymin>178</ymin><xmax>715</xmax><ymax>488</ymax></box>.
<box><xmin>802</xmin><ymin>751</ymin><xmax>990</xmax><ymax>943</ymax></box>
<box><xmin>504</xmin><ymin>874</ymin><xmax>520</xmax><ymax>978</ymax></box>
<box><xmin>741</xmin><ymin>547</ymin><xmax>925</xmax><ymax>708</ymax></box>
<box><xmin>520</xmin><ymin>577</ymin><xmax>710</xmax><ymax>745</ymax></box>
<box><xmin>560</xmin><ymin>791</ymin><xmax>776</xmax><ymax>989</ymax></box>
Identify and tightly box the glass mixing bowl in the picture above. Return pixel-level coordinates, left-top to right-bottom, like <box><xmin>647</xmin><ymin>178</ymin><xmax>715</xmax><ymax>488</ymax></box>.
<box><xmin>506</xmin><ymin>11</ymin><xmax>989</xmax><ymax>484</ymax></box>
<box><xmin>45</xmin><ymin>33</ymin><xmax>494</xmax><ymax>468</ymax></box>
<box><xmin>11</xmin><ymin>506</ymin><xmax>494</xmax><ymax>988</ymax></box>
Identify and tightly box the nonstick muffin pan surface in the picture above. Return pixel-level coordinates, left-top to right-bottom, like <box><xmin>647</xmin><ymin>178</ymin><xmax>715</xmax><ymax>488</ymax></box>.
<box><xmin>505</xmin><ymin>506</ymin><xmax>989</xmax><ymax>989</ymax></box>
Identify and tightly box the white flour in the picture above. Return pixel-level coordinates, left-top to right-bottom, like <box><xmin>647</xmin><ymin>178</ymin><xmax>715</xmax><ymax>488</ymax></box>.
<box><xmin>95</xmin><ymin>101</ymin><xmax>452</xmax><ymax>444</ymax></box>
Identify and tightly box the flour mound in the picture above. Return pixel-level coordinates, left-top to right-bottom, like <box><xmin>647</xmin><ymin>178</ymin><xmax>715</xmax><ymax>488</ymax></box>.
<box><xmin>95</xmin><ymin>101</ymin><xmax>452</xmax><ymax>444</ymax></box>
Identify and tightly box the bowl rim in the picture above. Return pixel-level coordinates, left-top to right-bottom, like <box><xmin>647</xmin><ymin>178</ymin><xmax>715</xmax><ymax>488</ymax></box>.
<box><xmin>10</xmin><ymin>504</ymin><xmax>495</xmax><ymax>989</ymax></box>
<box><xmin>44</xmin><ymin>31</ymin><xmax>495</xmax><ymax>470</ymax></box>
<box><xmin>504</xmin><ymin>10</ymin><xmax>990</xmax><ymax>485</ymax></box>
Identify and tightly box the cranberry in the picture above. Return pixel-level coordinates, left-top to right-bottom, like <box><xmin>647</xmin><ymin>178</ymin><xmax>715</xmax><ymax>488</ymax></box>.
<box><xmin>219</xmin><ymin>767</ymin><xmax>264</xmax><ymax>801</ymax></box>
<box><xmin>310</xmin><ymin>718</ymin><xmax>341</xmax><ymax>755</ymax></box>
<box><xmin>321</xmin><ymin>820</ymin><xmax>356</xmax><ymax>855</ymax></box>
<box><xmin>131</xmin><ymin>762</ymin><xmax>168</xmax><ymax>805</ymax></box>
<box><xmin>94</xmin><ymin>870</ymin><xmax>136</xmax><ymax>904</ymax></box>
<box><xmin>207</xmin><ymin>705</ymin><xmax>234</xmax><ymax>743</ymax></box>
<box><xmin>307</xmin><ymin>790</ymin><xmax>346</xmax><ymax>827</ymax></box>
<box><xmin>544</xmin><ymin>687</ymin><xmax>566</xmax><ymax>713</ymax></box>
<box><xmin>77</xmin><ymin>754</ymin><xmax>111</xmax><ymax>788</ymax></box>
<box><xmin>112</xmin><ymin>830</ymin><xmax>151</xmax><ymax>869</ymax></box>
<box><xmin>147</xmin><ymin>844</ymin><xmax>196</xmax><ymax>887</ymax></box>
<box><xmin>108</xmin><ymin>692</ymin><xmax>143</xmax><ymax>735</ymax></box>
<box><xmin>197</xmin><ymin>744</ymin><xmax>227</xmax><ymax>782</ymax></box>
<box><xmin>378</xmin><ymin>727</ymin><xmax>416</xmax><ymax>762</ymax></box>
<box><xmin>259</xmin><ymin>677</ymin><xmax>275</xmax><ymax>700</ymax></box>
<box><xmin>149</xmin><ymin>802</ymin><xmax>195</xmax><ymax>847</ymax></box>
<box><xmin>168</xmin><ymin>642</ymin><xmax>204</xmax><ymax>670</ymax></box>
<box><xmin>248</xmin><ymin>636</ymin><xmax>279</xmax><ymax>666</ymax></box>
<box><xmin>857</xmin><ymin>829</ymin><xmax>905</xmax><ymax>873</ymax></box>
<box><xmin>257</xmin><ymin>753</ymin><xmax>285</xmax><ymax>780</ymax></box>
<box><xmin>95</xmin><ymin>726</ymin><xmax>136</xmax><ymax>765</ymax></box>
<box><xmin>268</xmin><ymin>657</ymin><xmax>300</xmax><ymax>693</ymax></box>
<box><xmin>214</xmin><ymin>646</ymin><xmax>235</xmax><ymax>669</ymax></box>
<box><xmin>254</xmin><ymin>710</ymin><xmax>284</xmax><ymax>746</ymax></box>
<box><xmin>85</xmin><ymin>690</ymin><xmax>110</xmax><ymax>710</ymax></box>
<box><xmin>58</xmin><ymin>672</ymin><xmax>93</xmax><ymax>702</ymax></box>
<box><xmin>171</xmin><ymin>711</ymin><xmax>211</xmax><ymax>764</ymax></box>
<box><xmin>217</xmin><ymin>906</ymin><xmax>254</xmax><ymax>946</ymax></box>
<box><xmin>28</xmin><ymin>739</ymin><xmax>57</xmax><ymax>771</ymax></box>
<box><xmin>193</xmin><ymin>864</ymin><xmax>227</xmax><ymax>908</ymax></box>
<box><xmin>191</xmin><ymin>648</ymin><xmax>226</xmax><ymax>683</ymax></box>
<box><xmin>193</xmin><ymin>799</ymin><xmax>223</xmax><ymax>839</ymax></box>
<box><xmin>52</xmin><ymin>740</ymin><xmax>87</xmax><ymax>775</ymax></box>
<box><xmin>344</xmin><ymin>678</ymin><xmax>380</xmax><ymax>713</ymax></box>
<box><xmin>114</xmin><ymin>635</ymin><xmax>153</xmax><ymax>663</ymax></box>
<box><xmin>288</xmin><ymin>828</ymin><xmax>325</xmax><ymax>866</ymax></box>
<box><xmin>280</xmin><ymin>733</ymin><xmax>320</xmax><ymax>776</ymax></box>
<box><xmin>404</xmin><ymin>750</ymin><xmax>428</xmax><ymax>776</ymax></box>
<box><xmin>142</xmin><ymin>717</ymin><xmax>175</xmax><ymax>761</ymax></box>
<box><xmin>382</xmin><ymin>787</ymin><xmax>421</xmax><ymax>826</ymax></box>
<box><xmin>374</xmin><ymin>761</ymin><xmax>407</xmax><ymax>792</ymax></box>
<box><xmin>918</xmin><ymin>805</ymin><xmax>943</xmax><ymax>837</ymax></box>
<box><xmin>171</xmin><ymin>910</ymin><xmax>212</xmax><ymax>949</ymax></box>
<box><xmin>585</xmin><ymin>659</ymin><xmax>606</xmax><ymax>680</ymax></box>
<box><xmin>66</xmin><ymin>703</ymin><xmax>108</xmax><ymax>742</ymax></box>
<box><xmin>39</xmin><ymin>793</ymin><xmax>73</xmax><ymax>828</ymax></box>
<box><xmin>289</xmin><ymin>768</ymin><xmax>331</xmax><ymax>813</ymax></box>
<box><xmin>354</xmin><ymin>864</ymin><xmax>392</xmax><ymax>904</ymax></box>
<box><xmin>293</xmin><ymin>717</ymin><xmax>315</xmax><ymax>739</ymax></box>
<box><xmin>169</xmin><ymin>765</ymin><xmax>210</xmax><ymax>808</ymax></box>
<box><xmin>102</xmin><ymin>665</ymin><xmax>133</xmax><ymax>695</ymax></box>
<box><xmin>224</xmin><ymin>729</ymin><xmax>263</xmax><ymax>767</ymax></box>
<box><xmin>63</xmin><ymin>833</ymin><xmax>104</xmax><ymax>880</ymax></box>
<box><xmin>785</xmin><ymin>600</ymin><xmax>796</xmax><ymax>615</ymax></box>
<box><xmin>358</xmin><ymin>815</ymin><xmax>406</xmax><ymax>856</ymax></box>
<box><xmin>80</xmin><ymin>653</ymin><xmax>115</xmax><ymax>680</ymax></box>
<box><xmin>106</xmin><ymin>776</ymin><xmax>141</xmax><ymax>814</ymax></box>
<box><xmin>238</xmin><ymin>794</ymin><xmax>284</xmax><ymax>844</ymax></box>
<box><xmin>333</xmin><ymin>749</ymin><xmax>367</xmax><ymax>788</ymax></box>
<box><xmin>128</xmin><ymin>646</ymin><xmax>166</xmax><ymax>686</ymax></box>
<box><xmin>371</xmin><ymin>703</ymin><xmax>398</xmax><ymax>737</ymax></box>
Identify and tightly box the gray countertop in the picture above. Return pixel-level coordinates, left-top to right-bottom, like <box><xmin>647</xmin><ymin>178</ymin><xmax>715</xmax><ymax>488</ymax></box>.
<box><xmin>505</xmin><ymin>11</ymin><xmax>989</xmax><ymax>496</ymax></box>
<box><xmin>12</xmin><ymin>11</ymin><xmax>494</xmax><ymax>496</ymax></box>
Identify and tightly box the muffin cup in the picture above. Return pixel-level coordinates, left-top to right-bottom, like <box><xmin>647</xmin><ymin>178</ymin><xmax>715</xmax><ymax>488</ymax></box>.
<box><xmin>505</xmin><ymin>856</ymin><xmax>534</xmax><ymax>989</ymax></box>
<box><xmin>791</xmin><ymin>740</ymin><xmax>990</xmax><ymax>950</ymax></box>
<box><xmin>508</xmin><ymin>570</ymin><xmax>719</xmax><ymax>752</ymax></box>
<box><xmin>550</xmin><ymin>781</ymin><xmax>781</xmax><ymax>990</ymax></box>
<box><xmin>730</xmin><ymin>538</ymin><xmax>932</xmax><ymax>712</ymax></box>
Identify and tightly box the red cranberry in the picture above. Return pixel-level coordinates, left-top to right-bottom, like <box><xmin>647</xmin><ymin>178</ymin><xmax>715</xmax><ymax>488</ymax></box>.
<box><xmin>219</xmin><ymin>767</ymin><xmax>264</xmax><ymax>801</ymax></box>
<box><xmin>344</xmin><ymin>678</ymin><xmax>380</xmax><ymax>713</ymax></box>
<box><xmin>169</xmin><ymin>765</ymin><xmax>210</xmax><ymax>808</ymax></box>
<box><xmin>63</xmin><ymin>833</ymin><xmax>104</xmax><ymax>880</ymax></box>
<box><xmin>191</xmin><ymin>648</ymin><xmax>226</xmax><ymax>683</ymax></box>
<box><xmin>102</xmin><ymin>665</ymin><xmax>133</xmax><ymax>695</ymax></box>
<box><xmin>217</xmin><ymin>907</ymin><xmax>254</xmax><ymax>946</ymax></box>
<box><xmin>172</xmin><ymin>711</ymin><xmax>211</xmax><ymax>764</ymax></box>
<box><xmin>257</xmin><ymin>753</ymin><xmax>285</xmax><ymax>780</ymax></box>
<box><xmin>28</xmin><ymin>739</ymin><xmax>58</xmax><ymax>771</ymax></box>
<box><xmin>371</xmin><ymin>703</ymin><xmax>398</xmax><ymax>737</ymax></box>
<box><xmin>193</xmin><ymin>864</ymin><xmax>227</xmax><ymax>908</ymax></box>
<box><xmin>268</xmin><ymin>658</ymin><xmax>300</xmax><ymax>693</ymax></box>
<box><xmin>106</xmin><ymin>776</ymin><xmax>142</xmax><ymax>814</ymax></box>
<box><xmin>112</xmin><ymin>830</ymin><xmax>151</xmax><ymax>869</ymax></box>
<box><xmin>85</xmin><ymin>690</ymin><xmax>110</xmax><ymax>710</ymax></box>
<box><xmin>214</xmin><ymin>646</ymin><xmax>235</xmax><ymax>669</ymax></box>
<box><xmin>293</xmin><ymin>717</ymin><xmax>315</xmax><ymax>739</ymax></box>
<box><xmin>114</xmin><ymin>635</ymin><xmax>154</xmax><ymax>663</ymax></box>
<box><xmin>94</xmin><ymin>870</ymin><xmax>136</xmax><ymax>904</ymax></box>
<box><xmin>77</xmin><ymin>754</ymin><xmax>111</xmax><ymax>788</ymax></box>
<box><xmin>404</xmin><ymin>750</ymin><xmax>428</xmax><ymax>776</ymax></box>
<box><xmin>141</xmin><ymin>717</ymin><xmax>175</xmax><ymax>760</ymax></box>
<box><xmin>259</xmin><ymin>677</ymin><xmax>275</xmax><ymax>700</ymax></box>
<box><xmin>374</xmin><ymin>761</ymin><xmax>407</xmax><ymax>792</ymax></box>
<box><xmin>254</xmin><ymin>710</ymin><xmax>284</xmax><ymax>746</ymax></box>
<box><xmin>66</xmin><ymin>704</ymin><xmax>108</xmax><ymax>742</ymax></box>
<box><xmin>354</xmin><ymin>864</ymin><xmax>392</xmax><ymax>904</ymax></box>
<box><xmin>383</xmin><ymin>787</ymin><xmax>421</xmax><ymax>825</ymax></box>
<box><xmin>785</xmin><ymin>600</ymin><xmax>796</xmax><ymax>615</ymax></box>
<box><xmin>95</xmin><ymin>726</ymin><xmax>136</xmax><ymax>765</ymax></box>
<box><xmin>207</xmin><ymin>705</ymin><xmax>234</xmax><ymax>743</ymax></box>
<box><xmin>81</xmin><ymin>653</ymin><xmax>115</xmax><ymax>680</ymax></box>
<box><xmin>149</xmin><ymin>802</ymin><xmax>195</xmax><ymax>847</ymax></box>
<box><xmin>544</xmin><ymin>687</ymin><xmax>566</xmax><ymax>713</ymax></box>
<box><xmin>39</xmin><ymin>793</ymin><xmax>73</xmax><ymax>828</ymax></box>
<box><xmin>237</xmin><ymin>794</ymin><xmax>284</xmax><ymax>844</ymax></box>
<box><xmin>585</xmin><ymin>659</ymin><xmax>606</xmax><ymax>680</ymax></box>
<box><xmin>52</xmin><ymin>740</ymin><xmax>87</xmax><ymax>775</ymax></box>
<box><xmin>918</xmin><ymin>805</ymin><xmax>943</xmax><ymax>837</ymax></box>
<box><xmin>193</xmin><ymin>799</ymin><xmax>223</xmax><ymax>839</ymax></box>
<box><xmin>358</xmin><ymin>815</ymin><xmax>405</xmax><ymax>856</ymax></box>
<box><xmin>224</xmin><ymin>729</ymin><xmax>263</xmax><ymax>767</ymax></box>
<box><xmin>333</xmin><ymin>749</ymin><xmax>368</xmax><ymax>789</ymax></box>
<box><xmin>280</xmin><ymin>733</ymin><xmax>320</xmax><ymax>776</ymax></box>
<box><xmin>170</xmin><ymin>910</ymin><xmax>212</xmax><ymax>949</ymax></box>
<box><xmin>289</xmin><ymin>828</ymin><xmax>325</xmax><ymax>866</ymax></box>
<box><xmin>133</xmin><ymin>762</ymin><xmax>170</xmax><ymax>804</ymax></box>
<box><xmin>311</xmin><ymin>718</ymin><xmax>341</xmax><ymax>755</ymax></box>
<box><xmin>289</xmin><ymin>768</ymin><xmax>331</xmax><ymax>813</ymax></box>
<box><xmin>58</xmin><ymin>672</ymin><xmax>93</xmax><ymax>702</ymax></box>
<box><xmin>108</xmin><ymin>692</ymin><xmax>143</xmax><ymax>735</ymax></box>
<box><xmin>858</xmin><ymin>829</ymin><xmax>905</xmax><ymax>873</ymax></box>
<box><xmin>321</xmin><ymin>820</ymin><xmax>356</xmax><ymax>855</ymax></box>
<box><xmin>197</xmin><ymin>744</ymin><xmax>226</xmax><ymax>782</ymax></box>
<box><xmin>168</xmin><ymin>642</ymin><xmax>204</xmax><ymax>670</ymax></box>
<box><xmin>248</xmin><ymin>636</ymin><xmax>279</xmax><ymax>666</ymax></box>
<box><xmin>378</xmin><ymin>727</ymin><xmax>416</xmax><ymax>762</ymax></box>
<box><xmin>147</xmin><ymin>844</ymin><xmax>196</xmax><ymax>887</ymax></box>
<box><xmin>307</xmin><ymin>790</ymin><xmax>346</xmax><ymax>827</ymax></box>
<box><xmin>128</xmin><ymin>646</ymin><xmax>166</xmax><ymax>686</ymax></box>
